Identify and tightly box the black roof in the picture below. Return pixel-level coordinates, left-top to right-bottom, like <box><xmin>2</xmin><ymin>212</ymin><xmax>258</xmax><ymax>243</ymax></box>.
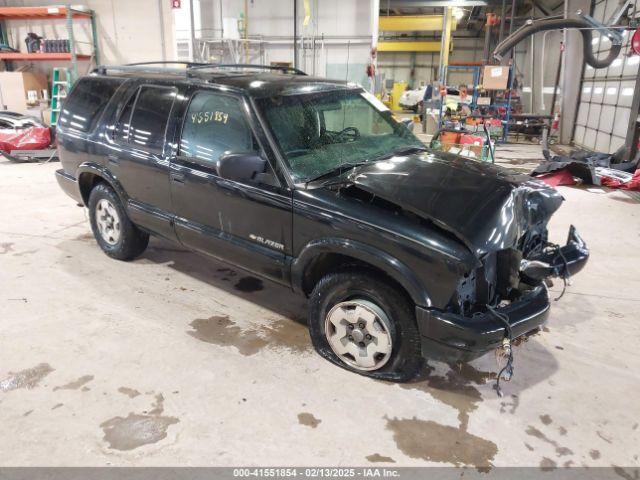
<box><xmin>91</xmin><ymin>64</ymin><xmax>354</xmax><ymax>98</ymax></box>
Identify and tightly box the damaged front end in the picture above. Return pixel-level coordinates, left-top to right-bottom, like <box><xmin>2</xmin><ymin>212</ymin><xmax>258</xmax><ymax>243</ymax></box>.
<box><xmin>416</xmin><ymin>221</ymin><xmax>588</xmax><ymax>395</ymax></box>
<box><xmin>346</xmin><ymin>153</ymin><xmax>589</xmax><ymax>380</ymax></box>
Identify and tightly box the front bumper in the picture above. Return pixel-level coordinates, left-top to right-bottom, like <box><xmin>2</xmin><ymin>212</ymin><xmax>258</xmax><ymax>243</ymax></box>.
<box><xmin>416</xmin><ymin>285</ymin><xmax>550</xmax><ymax>362</ymax></box>
<box><xmin>416</xmin><ymin>225</ymin><xmax>589</xmax><ymax>363</ymax></box>
<box><xmin>55</xmin><ymin>169</ymin><xmax>83</xmax><ymax>205</ymax></box>
<box><xmin>520</xmin><ymin>225</ymin><xmax>589</xmax><ymax>280</ymax></box>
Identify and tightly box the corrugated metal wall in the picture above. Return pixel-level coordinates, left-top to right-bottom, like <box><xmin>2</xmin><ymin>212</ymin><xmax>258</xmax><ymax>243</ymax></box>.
<box><xmin>573</xmin><ymin>0</ymin><xmax>640</xmax><ymax>153</ymax></box>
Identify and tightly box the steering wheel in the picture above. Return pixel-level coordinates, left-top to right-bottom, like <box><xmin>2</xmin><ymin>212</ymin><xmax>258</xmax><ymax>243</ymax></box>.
<box><xmin>335</xmin><ymin>127</ymin><xmax>360</xmax><ymax>143</ymax></box>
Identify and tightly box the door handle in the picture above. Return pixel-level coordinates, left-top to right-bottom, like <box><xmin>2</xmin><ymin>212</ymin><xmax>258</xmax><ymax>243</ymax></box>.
<box><xmin>107</xmin><ymin>154</ymin><xmax>119</xmax><ymax>165</ymax></box>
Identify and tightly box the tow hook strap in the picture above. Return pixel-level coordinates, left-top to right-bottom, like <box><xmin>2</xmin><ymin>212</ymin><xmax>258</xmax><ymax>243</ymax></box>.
<box><xmin>487</xmin><ymin>305</ymin><xmax>514</xmax><ymax>398</ymax></box>
<box><xmin>553</xmin><ymin>243</ymin><xmax>572</xmax><ymax>301</ymax></box>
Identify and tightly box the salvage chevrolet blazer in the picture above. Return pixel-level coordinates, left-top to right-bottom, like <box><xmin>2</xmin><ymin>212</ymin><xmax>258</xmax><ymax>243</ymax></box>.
<box><xmin>55</xmin><ymin>63</ymin><xmax>589</xmax><ymax>382</ymax></box>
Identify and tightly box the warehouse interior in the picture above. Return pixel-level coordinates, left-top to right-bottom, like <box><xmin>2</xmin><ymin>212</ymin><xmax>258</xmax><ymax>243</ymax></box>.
<box><xmin>0</xmin><ymin>0</ymin><xmax>639</xmax><ymax>475</ymax></box>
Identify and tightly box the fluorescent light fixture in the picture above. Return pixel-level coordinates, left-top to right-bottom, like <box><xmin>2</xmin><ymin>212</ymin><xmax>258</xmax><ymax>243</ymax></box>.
<box><xmin>453</xmin><ymin>7</ymin><xmax>465</xmax><ymax>20</ymax></box>
<box><xmin>522</xmin><ymin>86</ymin><xmax>532</xmax><ymax>93</ymax></box>
<box><xmin>611</xmin><ymin>58</ymin><xmax>622</xmax><ymax>67</ymax></box>
<box><xmin>594</xmin><ymin>87</ymin><xmax>603</xmax><ymax>94</ymax></box>
<box><xmin>628</xmin><ymin>56</ymin><xmax>639</xmax><ymax>65</ymax></box>
<box><xmin>606</xmin><ymin>87</ymin><xmax>617</xmax><ymax>95</ymax></box>
<box><xmin>622</xmin><ymin>87</ymin><xmax>634</xmax><ymax>96</ymax></box>
<box><xmin>583</xmin><ymin>87</ymin><xmax>592</xmax><ymax>93</ymax></box>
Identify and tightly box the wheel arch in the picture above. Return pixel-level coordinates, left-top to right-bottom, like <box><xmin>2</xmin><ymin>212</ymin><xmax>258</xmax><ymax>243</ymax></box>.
<box><xmin>291</xmin><ymin>238</ymin><xmax>432</xmax><ymax>308</ymax></box>
<box><xmin>77</xmin><ymin>163</ymin><xmax>128</xmax><ymax>206</ymax></box>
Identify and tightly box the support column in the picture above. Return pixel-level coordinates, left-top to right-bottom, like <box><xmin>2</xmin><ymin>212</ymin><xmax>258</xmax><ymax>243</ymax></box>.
<box><xmin>560</xmin><ymin>0</ymin><xmax>590</xmax><ymax>144</ymax></box>
<box><xmin>371</xmin><ymin>0</ymin><xmax>379</xmax><ymax>93</ymax></box>
<box><xmin>438</xmin><ymin>7</ymin><xmax>453</xmax><ymax>85</ymax></box>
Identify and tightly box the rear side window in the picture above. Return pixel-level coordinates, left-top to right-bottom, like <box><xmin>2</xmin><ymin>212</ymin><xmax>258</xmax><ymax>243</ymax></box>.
<box><xmin>128</xmin><ymin>86</ymin><xmax>177</xmax><ymax>153</ymax></box>
<box><xmin>59</xmin><ymin>77</ymin><xmax>123</xmax><ymax>133</ymax></box>
<box><xmin>179</xmin><ymin>91</ymin><xmax>255</xmax><ymax>165</ymax></box>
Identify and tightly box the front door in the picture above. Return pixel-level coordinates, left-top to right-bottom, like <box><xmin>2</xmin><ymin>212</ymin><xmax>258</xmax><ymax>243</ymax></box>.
<box><xmin>169</xmin><ymin>89</ymin><xmax>293</xmax><ymax>285</ymax></box>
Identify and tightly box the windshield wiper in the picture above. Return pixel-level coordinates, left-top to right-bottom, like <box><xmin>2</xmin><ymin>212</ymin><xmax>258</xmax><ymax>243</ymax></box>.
<box><xmin>394</xmin><ymin>145</ymin><xmax>428</xmax><ymax>155</ymax></box>
<box><xmin>304</xmin><ymin>161</ymin><xmax>368</xmax><ymax>187</ymax></box>
<box><xmin>371</xmin><ymin>145</ymin><xmax>428</xmax><ymax>162</ymax></box>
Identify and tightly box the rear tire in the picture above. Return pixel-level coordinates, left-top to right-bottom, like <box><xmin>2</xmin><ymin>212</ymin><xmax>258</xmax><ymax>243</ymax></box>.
<box><xmin>88</xmin><ymin>183</ymin><xmax>149</xmax><ymax>261</ymax></box>
<box><xmin>308</xmin><ymin>270</ymin><xmax>423</xmax><ymax>382</ymax></box>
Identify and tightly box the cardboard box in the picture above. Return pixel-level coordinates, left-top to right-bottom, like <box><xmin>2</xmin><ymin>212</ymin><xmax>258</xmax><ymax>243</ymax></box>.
<box><xmin>0</xmin><ymin>71</ymin><xmax>49</xmax><ymax>115</ymax></box>
<box><xmin>482</xmin><ymin>65</ymin><xmax>510</xmax><ymax>90</ymax></box>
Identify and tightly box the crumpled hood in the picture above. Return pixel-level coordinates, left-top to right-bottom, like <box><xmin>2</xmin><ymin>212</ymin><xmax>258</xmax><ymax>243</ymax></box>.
<box><xmin>347</xmin><ymin>152</ymin><xmax>563</xmax><ymax>255</ymax></box>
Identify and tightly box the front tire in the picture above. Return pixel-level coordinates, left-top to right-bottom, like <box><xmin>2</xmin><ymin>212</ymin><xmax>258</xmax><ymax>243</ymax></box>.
<box><xmin>88</xmin><ymin>183</ymin><xmax>149</xmax><ymax>261</ymax></box>
<box><xmin>308</xmin><ymin>270</ymin><xmax>423</xmax><ymax>382</ymax></box>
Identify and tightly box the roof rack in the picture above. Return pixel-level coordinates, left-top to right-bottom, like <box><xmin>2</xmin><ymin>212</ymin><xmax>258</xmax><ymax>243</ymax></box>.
<box><xmin>93</xmin><ymin>62</ymin><xmax>307</xmax><ymax>78</ymax></box>
<box><xmin>93</xmin><ymin>61</ymin><xmax>210</xmax><ymax>75</ymax></box>
<box><xmin>187</xmin><ymin>63</ymin><xmax>307</xmax><ymax>77</ymax></box>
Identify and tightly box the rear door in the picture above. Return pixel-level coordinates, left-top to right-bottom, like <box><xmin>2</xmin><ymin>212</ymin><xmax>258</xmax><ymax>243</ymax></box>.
<box><xmin>105</xmin><ymin>83</ymin><xmax>179</xmax><ymax>240</ymax></box>
<box><xmin>169</xmin><ymin>88</ymin><xmax>293</xmax><ymax>285</ymax></box>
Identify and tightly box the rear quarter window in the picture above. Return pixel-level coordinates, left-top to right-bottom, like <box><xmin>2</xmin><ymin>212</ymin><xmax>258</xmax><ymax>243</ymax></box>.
<box><xmin>58</xmin><ymin>76</ymin><xmax>124</xmax><ymax>134</ymax></box>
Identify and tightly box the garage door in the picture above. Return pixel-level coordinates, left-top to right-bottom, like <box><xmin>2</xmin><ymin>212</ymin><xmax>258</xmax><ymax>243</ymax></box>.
<box><xmin>573</xmin><ymin>0</ymin><xmax>640</xmax><ymax>153</ymax></box>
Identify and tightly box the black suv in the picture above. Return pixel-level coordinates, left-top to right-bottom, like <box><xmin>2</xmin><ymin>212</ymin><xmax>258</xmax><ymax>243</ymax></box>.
<box><xmin>55</xmin><ymin>63</ymin><xmax>588</xmax><ymax>382</ymax></box>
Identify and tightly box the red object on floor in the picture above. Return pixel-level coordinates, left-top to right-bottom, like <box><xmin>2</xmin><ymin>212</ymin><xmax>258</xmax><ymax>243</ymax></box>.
<box><xmin>535</xmin><ymin>169</ymin><xmax>577</xmax><ymax>187</ymax></box>
<box><xmin>600</xmin><ymin>168</ymin><xmax>640</xmax><ymax>191</ymax></box>
<box><xmin>631</xmin><ymin>27</ymin><xmax>640</xmax><ymax>56</ymax></box>
<box><xmin>0</xmin><ymin>126</ymin><xmax>51</xmax><ymax>152</ymax></box>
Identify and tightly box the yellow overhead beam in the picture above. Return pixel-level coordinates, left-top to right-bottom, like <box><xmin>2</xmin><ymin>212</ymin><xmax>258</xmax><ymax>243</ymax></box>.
<box><xmin>377</xmin><ymin>41</ymin><xmax>442</xmax><ymax>52</ymax></box>
<box><xmin>379</xmin><ymin>15</ymin><xmax>456</xmax><ymax>32</ymax></box>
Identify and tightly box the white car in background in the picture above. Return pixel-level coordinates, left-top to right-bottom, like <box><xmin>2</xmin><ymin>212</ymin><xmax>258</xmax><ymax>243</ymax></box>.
<box><xmin>399</xmin><ymin>86</ymin><xmax>471</xmax><ymax>111</ymax></box>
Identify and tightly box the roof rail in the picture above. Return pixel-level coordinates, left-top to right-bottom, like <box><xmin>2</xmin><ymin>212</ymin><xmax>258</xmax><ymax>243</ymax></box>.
<box><xmin>93</xmin><ymin>62</ymin><xmax>307</xmax><ymax>78</ymax></box>
<box><xmin>187</xmin><ymin>63</ymin><xmax>307</xmax><ymax>77</ymax></box>
<box><xmin>93</xmin><ymin>61</ymin><xmax>209</xmax><ymax>76</ymax></box>
<box><xmin>127</xmin><ymin>61</ymin><xmax>210</xmax><ymax>68</ymax></box>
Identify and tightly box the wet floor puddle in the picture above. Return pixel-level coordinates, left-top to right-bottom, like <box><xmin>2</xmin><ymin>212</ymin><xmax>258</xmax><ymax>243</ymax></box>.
<box><xmin>0</xmin><ymin>363</ymin><xmax>54</xmax><ymax>392</ymax></box>
<box><xmin>297</xmin><ymin>412</ymin><xmax>321</xmax><ymax>428</ymax></box>
<box><xmin>525</xmin><ymin>425</ymin><xmax>573</xmax><ymax>457</ymax></box>
<box><xmin>366</xmin><ymin>453</ymin><xmax>396</xmax><ymax>463</ymax></box>
<box><xmin>0</xmin><ymin>242</ymin><xmax>14</xmax><ymax>254</ymax></box>
<box><xmin>53</xmin><ymin>375</ymin><xmax>94</xmax><ymax>391</ymax></box>
<box><xmin>118</xmin><ymin>387</ymin><xmax>141</xmax><ymax>398</ymax></box>
<box><xmin>385</xmin><ymin>416</ymin><xmax>497</xmax><ymax>468</ymax></box>
<box><xmin>100</xmin><ymin>393</ymin><xmax>179</xmax><ymax>451</ymax></box>
<box><xmin>399</xmin><ymin>363</ymin><xmax>495</xmax><ymax>430</ymax></box>
<box><xmin>389</xmin><ymin>363</ymin><xmax>498</xmax><ymax>468</ymax></box>
<box><xmin>188</xmin><ymin>314</ymin><xmax>311</xmax><ymax>356</ymax></box>
<box><xmin>234</xmin><ymin>276</ymin><xmax>264</xmax><ymax>293</ymax></box>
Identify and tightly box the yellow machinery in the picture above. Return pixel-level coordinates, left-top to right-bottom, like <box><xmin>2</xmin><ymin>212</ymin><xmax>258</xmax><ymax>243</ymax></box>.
<box><xmin>390</xmin><ymin>82</ymin><xmax>407</xmax><ymax>112</ymax></box>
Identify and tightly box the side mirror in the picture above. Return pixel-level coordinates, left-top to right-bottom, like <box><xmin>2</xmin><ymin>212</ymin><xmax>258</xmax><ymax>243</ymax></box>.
<box><xmin>218</xmin><ymin>151</ymin><xmax>266</xmax><ymax>183</ymax></box>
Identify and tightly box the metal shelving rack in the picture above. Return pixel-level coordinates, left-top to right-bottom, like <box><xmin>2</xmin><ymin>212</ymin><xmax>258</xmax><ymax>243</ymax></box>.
<box><xmin>0</xmin><ymin>5</ymin><xmax>99</xmax><ymax>82</ymax></box>
<box><xmin>437</xmin><ymin>63</ymin><xmax>514</xmax><ymax>143</ymax></box>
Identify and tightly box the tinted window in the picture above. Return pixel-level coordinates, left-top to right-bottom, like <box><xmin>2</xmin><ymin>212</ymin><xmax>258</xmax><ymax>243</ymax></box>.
<box><xmin>59</xmin><ymin>77</ymin><xmax>124</xmax><ymax>133</ymax></box>
<box><xmin>128</xmin><ymin>86</ymin><xmax>177</xmax><ymax>153</ymax></box>
<box><xmin>114</xmin><ymin>91</ymin><xmax>137</xmax><ymax>143</ymax></box>
<box><xmin>180</xmin><ymin>92</ymin><xmax>255</xmax><ymax>165</ymax></box>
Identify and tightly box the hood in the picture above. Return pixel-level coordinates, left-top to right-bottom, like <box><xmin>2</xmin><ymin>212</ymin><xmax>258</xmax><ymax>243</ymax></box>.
<box><xmin>346</xmin><ymin>152</ymin><xmax>563</xmax><ymax>256</ymax></box>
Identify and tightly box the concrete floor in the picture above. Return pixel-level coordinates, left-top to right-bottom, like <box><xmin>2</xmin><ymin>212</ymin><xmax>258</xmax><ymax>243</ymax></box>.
<box><xmin>1</xmin><ymin>149</ymin><xmax>639</xmax><ymax>469</ymax></box>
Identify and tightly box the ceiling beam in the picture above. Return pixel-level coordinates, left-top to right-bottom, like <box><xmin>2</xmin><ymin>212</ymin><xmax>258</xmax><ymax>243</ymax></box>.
<box><xmin>385</xmin><ymin>1</ymin><xmax>489</xmax><ymax>7</ymax></box>
<box><xmin>379</xmin><ymin>15</ymin><xmax>457</xmax><ymax>31</ymax></box>
<box><xmin>377</xmin><ymin>40</ymin><xmax>443</xmax><ymax>51</ymax></box>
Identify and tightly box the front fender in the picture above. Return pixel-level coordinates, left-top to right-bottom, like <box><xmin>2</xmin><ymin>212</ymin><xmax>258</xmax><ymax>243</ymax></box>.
<box><xmin>291</xmin><ymin>237</ymin><xmax>433</xmax><ymax>308</ymax></box>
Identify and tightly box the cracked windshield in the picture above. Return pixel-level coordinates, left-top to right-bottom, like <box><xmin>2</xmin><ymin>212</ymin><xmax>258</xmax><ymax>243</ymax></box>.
<box><xmin>257</xmin><ymin>89</ymin><xmax>424</xmax><ymax>182</ymax></box>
